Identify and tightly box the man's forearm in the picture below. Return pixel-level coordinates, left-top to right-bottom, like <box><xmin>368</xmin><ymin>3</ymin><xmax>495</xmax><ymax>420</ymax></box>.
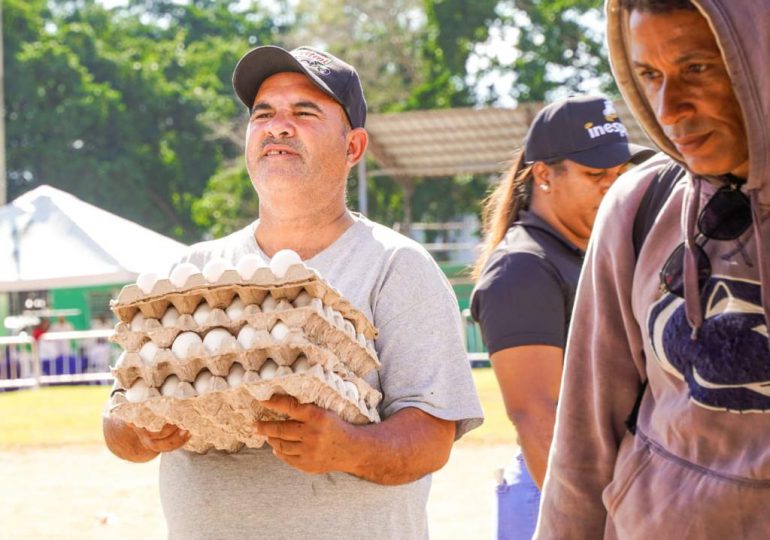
<box><xmin>341</xmin><ymin>407</ymin><xmax>457</xmax><ymax>485</ymax></box>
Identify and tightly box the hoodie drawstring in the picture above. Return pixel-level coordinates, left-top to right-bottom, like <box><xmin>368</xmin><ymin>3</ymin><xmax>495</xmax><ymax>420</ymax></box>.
<box><xmin>683</xmin><ymin>178</ymin><xmax>703</xmax><ymax>339</ymax></box>
<box><xmin>749</xmin><ymin>191</ymin><xmax>770</xmax><ymax>348</ymax></box>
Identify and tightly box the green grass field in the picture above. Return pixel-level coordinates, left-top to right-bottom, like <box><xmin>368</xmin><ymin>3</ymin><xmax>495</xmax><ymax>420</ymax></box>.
<box><xmin>0</xmin><ymin>369</ymin><xmax>512</xmax><ymax>447</ymax></box>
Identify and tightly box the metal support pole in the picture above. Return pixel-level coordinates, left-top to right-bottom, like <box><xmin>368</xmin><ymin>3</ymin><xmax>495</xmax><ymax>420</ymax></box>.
<box><xmin>0</xmin><ymin>1</ymin><xmax>6</xmax><ymax>207</ymax></box>
<box><xmin>31</xmin><ymin>340</ymin><xmax>41</xmax><ymax>388</ymax></box>
<box><xmin>357</xmin><ymin>159</ymin><xmax>367</xmax><ymax>216</ymax></box>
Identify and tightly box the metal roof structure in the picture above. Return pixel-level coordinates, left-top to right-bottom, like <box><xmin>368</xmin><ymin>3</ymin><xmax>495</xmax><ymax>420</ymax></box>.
<box><xmin>364</xmin><ymin>100</ymin><xmax>655</xmax><ymax>179</ymax></box>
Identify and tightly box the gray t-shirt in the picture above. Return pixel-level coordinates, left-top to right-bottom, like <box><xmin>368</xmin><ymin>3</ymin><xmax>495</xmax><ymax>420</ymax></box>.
<box><xmin>159</xmin><ymin>214</ymin><xmax>484</xmax><ymax>540</ymax></box>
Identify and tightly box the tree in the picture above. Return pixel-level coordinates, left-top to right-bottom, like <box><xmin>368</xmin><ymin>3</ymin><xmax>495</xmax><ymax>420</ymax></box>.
<box><xmin>470</xmin><ymin>0</ymin><xmax>613</xmax><ymax>104</ymax></box>
<box><xmin>4</xmin><ymin>0</ymin><xmax>282</xmax><ymax>240</ymax></box>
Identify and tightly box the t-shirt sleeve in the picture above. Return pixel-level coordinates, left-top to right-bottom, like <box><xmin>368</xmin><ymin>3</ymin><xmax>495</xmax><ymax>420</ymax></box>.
<box><xmin>471</xmin><ymin>252</ymin><xmax>567</xmax><ymax>354</ymax></box>
<box><xmin>371</xmin><ymin>246</ymin><xmax>484</xmax><ymax>440</ymax></box>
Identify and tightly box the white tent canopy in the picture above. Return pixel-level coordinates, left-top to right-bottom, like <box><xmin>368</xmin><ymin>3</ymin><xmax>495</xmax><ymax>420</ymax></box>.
<box><xmin>0</xmin><ymin>185</ymin><xmax>187</xmax><ymax>292</ymax></box>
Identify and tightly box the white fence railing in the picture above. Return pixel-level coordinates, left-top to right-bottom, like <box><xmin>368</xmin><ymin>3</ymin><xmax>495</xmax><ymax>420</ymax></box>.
<box><xmin>0</xmin><ymin>329</ymin><xmax>118</xmax><ymax>390</ymax></box>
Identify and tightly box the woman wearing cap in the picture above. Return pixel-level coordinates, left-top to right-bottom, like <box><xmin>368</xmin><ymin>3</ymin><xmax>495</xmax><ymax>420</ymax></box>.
<box><xmin>470</xmin><ymin>95</ymin><xmax>653</xmax><ymax>540</ymax></box>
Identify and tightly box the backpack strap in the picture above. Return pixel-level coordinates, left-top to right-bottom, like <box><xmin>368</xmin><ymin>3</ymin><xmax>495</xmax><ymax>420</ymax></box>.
<box><xmin>625</xmin><ymin>160</ymin><xmax>685</xmax><ymax>435</ymax></box>
<box><xmin>632</xmin><ymin>161</ymin><xmax>685</xmax><ymax>260</ymax></box>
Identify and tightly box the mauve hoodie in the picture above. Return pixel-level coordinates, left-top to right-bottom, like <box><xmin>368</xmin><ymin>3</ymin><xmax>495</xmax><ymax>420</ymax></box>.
<box><xmin>535</xmin><ymin>1</ymin><xmax>770</xmax><ymax>538</ymax></box>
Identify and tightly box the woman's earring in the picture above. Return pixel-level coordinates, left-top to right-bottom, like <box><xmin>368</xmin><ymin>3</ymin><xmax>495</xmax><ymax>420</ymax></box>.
<box><xmin>539</xmin><ymin>183</ymin><xmax>550</xmax><ymax>192</ymax></box>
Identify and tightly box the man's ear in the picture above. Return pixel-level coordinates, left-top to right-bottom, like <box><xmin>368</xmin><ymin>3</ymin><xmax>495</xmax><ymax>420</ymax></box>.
<box><xmin>346</xmin><ymin>128</ymin><xmax>369</xmax><ymax>166</ymax></box>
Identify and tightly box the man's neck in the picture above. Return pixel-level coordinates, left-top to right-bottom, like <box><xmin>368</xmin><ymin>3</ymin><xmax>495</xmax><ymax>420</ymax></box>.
<box><xmin>255</xmin><ymin>206</ymin><xmax>355</xmax><ymax>260</ymax></box>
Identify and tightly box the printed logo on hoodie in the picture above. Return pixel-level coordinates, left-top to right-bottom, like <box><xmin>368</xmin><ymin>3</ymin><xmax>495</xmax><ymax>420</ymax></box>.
<box><xmin>648</xmin><ymin>276</ymin><xmax>770</xmax><ymax>413</ymax></box>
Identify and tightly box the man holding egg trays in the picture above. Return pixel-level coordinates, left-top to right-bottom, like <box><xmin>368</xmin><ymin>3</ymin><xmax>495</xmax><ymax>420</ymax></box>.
<box><xmin>103</xmin><ymin>45</ymin><xmax>483</xmax><ymax>539</ymax></box>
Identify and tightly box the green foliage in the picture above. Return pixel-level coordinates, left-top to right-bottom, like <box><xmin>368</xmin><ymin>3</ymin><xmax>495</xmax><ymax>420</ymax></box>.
<box><xmin>400</xmin><ymin>0</ymin><xmax>498</xmax><ymax>110</ymax></box>
<box><xmin>4</xmin><ymin>0</ymin><xmax>280</xmax><ymax>241</ymax></box>
<box><xmin>3</xmin><ymin>0</ymin><xmax>614</xmax><ymax>242</ymax></box>
<box><xmin>475</xmin><ymin>0</ymin><xmax>615</xmax><ymax>103</ymax></box>
<box><xmin>190</xmin><ymin>165</ymin><xmax>259</xmax><ymax>238</ymax></box>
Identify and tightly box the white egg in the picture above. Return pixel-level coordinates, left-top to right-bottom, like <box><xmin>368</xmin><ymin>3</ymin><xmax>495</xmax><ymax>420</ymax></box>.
<box><xmin>332</xmin><ymin>311</ymin><xmax>345</xmax><ymax>329</ymax></box>
<box><xmin>171</xmin><ymin>331</ymin><xmax>203</xmax><ymax>359</ymax></box>
<box><xmin>175</xmin><ymin>381</ymin><xmax>197</xmax><ymax>398</ymax></box>
<box><xmin>115</xmin><ymin>351</ymin><xmax>129</xmax><ymax>368</ymax></box>
<box><xmin>275</xmin><ymin>299</ymin><xmax>293</xmax><ymax>312</ymax></box>
<box><xmin>343</xmin><ymin>319</ymin><xmax>356</xmax><ymax>338</ymax></box>
<box><xmin>261</xmin><ymin>295</ymin><xmax>278</xmax><ymax>313</ymax></box>
<box><xmin>202</xmin><ymin>328</ymin><xmax>233</xmax><ymax>354</ymax></box>
<box><xmin>293</xmin><ymin>291</ymin><xmax>313</xmax><ymax>308</ymax></box>
<box><xmin>225</xmin><ymin>298</ymin><xmax>246</xmax><ymax>321</ymax></box>
<box><xmin>130</xmin><ymin>311</ymin><xmax>145</xmax><ymax>332</ymax></box>
<box><xmin>169</xmin><ymin>262</ymin><xmax>200</xmax><ymax>288</ymax></box>
<box><xmin>292</xmin><ymin>355</ymin><xmax>311</xmax><ymax>374</ymax></box>
<box><xmin>269</xmin><ymin>321</ymin><xmax>290</xmax><ymax>341</ymax></box>
<box><xmin>161</xmin><ymin>306</ymin><xmax>180</xmax><ymax>328</ymax></box>
<box><xmin>269</xmin><ymin>249</ymin><xmax>302</xmax><ymax>279</ymax></box>
<box><xmin>227</xmin><ymin>363</ymin><xmax>245</xmax><ymax>387</ymax></box>
<box><xmin>202</xmin><ymin>258</ymin><xmax>231</xmax><ymax>283</ymax></box>
<box><xmin>136</xmin><ymin>272</ymin><xmax>159</xmax><ymax>295</ymax></box>
<box><xmin>343</xmin><ymin>380</ymin><xmax>360</xmax><ymax>401</ymax></box>
<box><xmin>209</xmin><ymin>376</ymin><xmax>229</xmax><ymax>392</ymax></box>
<box><xmin>310</xmin><ymin>298</ymin><xmax>325</xmax><ymax>316</ymax></box>
<box><xmin>307</xmin><ymin>363</ymin><xmax>325</xmax><ymax>380</ymax></box>
<box><xmin>160</xmin><ymin>375</ymin><xmax>180</xmax><ymax>397</ymax></box>
<box><xmin>126</xmin><ymin>379</ymin><xmax>149</xmax><ymax>403</ymax></box>
<box><xmin>192</xmin><ymin>302</ymin><xmax>212</xmax><ymax>326</ymax></box>
<box><xmin>356</xmin><ymin>333</ymin><xmax>367</xmax><ymax>348</ymax></box>
<box><xmin>237</xmin><ymin>326</ymin><xmax>260</xmax><ymax>349</ymax></box>
<box><xmin>138</xmin><ymin>341</ymin><xmax>159</xmax><ymax>364</ymax></box>
<box><xmin>325</xmin><ymin>371</ymin><xmax>343</xmax><ymax>391</ymax></box>
<box><xmin>236</xmin><ymin>254</ymin><xmax>263</xmax><ymax>280</ymax></box>
<box><xmin>259</xmin><ymin>359</ymin><xmax>279</xmax><ymax>380</ymax></box>
<box><xmin>193</xmin><ymin>370</ymin><xmax>213</xmax><ymax>394</ymax></box>
<box><xmin>324</xmin><ymin>305</ymin><xmax>335</xmax><ymax>321</ymax></box>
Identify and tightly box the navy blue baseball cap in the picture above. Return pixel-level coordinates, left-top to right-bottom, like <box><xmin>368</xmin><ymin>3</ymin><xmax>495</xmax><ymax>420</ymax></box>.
<box><xmin>232</xmin><ymin>45</ymin><xmax>367</xmax><ymax>129</ymax></box>
<box><xmin>524</xmin><ymin>96</ymin><xmax>654</xmax><ymax>168</ymax></box>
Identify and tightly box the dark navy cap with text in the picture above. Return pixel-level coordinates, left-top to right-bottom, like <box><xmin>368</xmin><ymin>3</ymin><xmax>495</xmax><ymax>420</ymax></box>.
<box><xmin>524</xmin><ymin>95</ymin><xmax>654</xmax><ymax>168</ymax></box>
<box><xmin>232</xmin><ymin>45</ymin><xmax>367</xmax><ymax>129</ymax></box>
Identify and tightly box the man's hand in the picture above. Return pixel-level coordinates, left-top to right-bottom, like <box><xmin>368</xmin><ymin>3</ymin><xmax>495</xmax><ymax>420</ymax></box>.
<box><xmin>103</xmin><ymin>413</ymin><xmax>190</xmax><ymax>463</ymax></box>
<box><xmin>254</xmin><ymin>395</ymin><xmax>456</xmax><ymax>485</ymax></box>
<box><xmin>130</xmin><ymin>423</ymin><xmax>191</xmax><ymax>454</ymax></box>
<box><xmin>254</xmin><ymin>395</ymin><xmax>354</xmax><ymax>474</ymax></box>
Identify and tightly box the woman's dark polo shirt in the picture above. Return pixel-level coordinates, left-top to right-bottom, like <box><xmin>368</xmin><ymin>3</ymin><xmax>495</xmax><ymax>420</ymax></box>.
<box><xmin>470</xmin><ymin>210</ymin><xmax>585</xmax><ymax>354</ymax></box>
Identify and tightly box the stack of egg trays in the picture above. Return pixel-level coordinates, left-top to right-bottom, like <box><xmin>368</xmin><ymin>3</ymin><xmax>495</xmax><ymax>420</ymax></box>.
<box><xmin>108</xmin><ymin>263</ymin><xmax>382</xmax><ymax>453</ymax></box>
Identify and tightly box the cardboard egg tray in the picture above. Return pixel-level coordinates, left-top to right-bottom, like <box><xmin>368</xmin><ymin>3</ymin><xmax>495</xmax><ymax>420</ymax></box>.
<box><xmin>112</xmin><ymin>305</ymin><xmax>379</xmax><ymax>378</ymax></box>
<box><xmin>108</xmin><ymin>262</ymin><xmax>383</xmax><ymax>454</ymax></box>
<box><xmin>111</xmin><ymin>264</ymin><xmax>378</xmax><ymax>340</ymax></box>
<box><xmin>108</xmin><ymin>360</ymin><xmax>380</xmax><ymax>453</ymax></box>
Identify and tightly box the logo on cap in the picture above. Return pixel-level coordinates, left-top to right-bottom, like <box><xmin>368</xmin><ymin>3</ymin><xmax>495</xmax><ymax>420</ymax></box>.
<box><xmin>584</xmin><ymin>100</ymin><xmax>627</xmax><ymax>140</ymax></box>
<box><xmin>294</xmin><ymin>49</ymin><xmax>332</xmax><ymax>75</ymax></box>
<box><xmin>602</xmin><ymin>99</ymin><xmax>619</xmax><ymax>122</ymax></box>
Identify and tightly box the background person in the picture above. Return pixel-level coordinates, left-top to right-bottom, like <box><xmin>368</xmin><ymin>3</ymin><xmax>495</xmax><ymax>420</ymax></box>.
<box><xmin>470</xmin><ymin>95</ymin><xmax>652</xmax><ymax>539</ymax></box>
<box><xmin>536</xmin><ymin>1</ymin><xmax>770</xmax><ymax>538</ymax></box>
<box><xmin>102</xmin><ymin>45</ymin><xmax>483</xmax><ymax>540</ymax></box>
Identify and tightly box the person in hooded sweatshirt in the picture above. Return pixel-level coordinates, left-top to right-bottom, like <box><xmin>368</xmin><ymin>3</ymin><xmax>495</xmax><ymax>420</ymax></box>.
<box><xmin>535</xmin><ymin>1</ymin><xmax>770</xmax><ymax>539</ymax></box>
